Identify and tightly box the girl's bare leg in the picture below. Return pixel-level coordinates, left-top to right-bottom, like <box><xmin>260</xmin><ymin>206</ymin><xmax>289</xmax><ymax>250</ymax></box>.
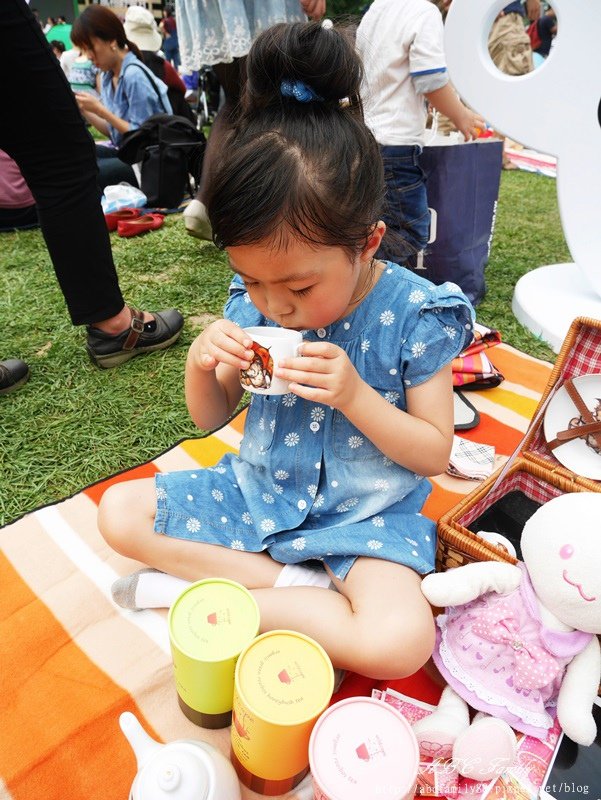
<box><xmin>99</xmin><ymin>478</ymin><xmax>435</xmax><ymax>678</ymax></box>
<box><xmin>98</xmin><ymin>478</ymin><xmax>281</xmax><ymax>588</ymax></box>
<box><xmin>253</xmin><ymin>559</ymin><xmax>435</xmax><ymax>679</ymax></box>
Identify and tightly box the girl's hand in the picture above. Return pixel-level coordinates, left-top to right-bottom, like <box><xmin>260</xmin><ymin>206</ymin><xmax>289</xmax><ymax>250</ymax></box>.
<box><xmin>189</xmin><ymin>319</ymin><xmax>255</xmax><ymax>372</ymax></box>
<box><xmin>276</xmin><ymin>341</ymin><xmax>362</xmax><ymax>411</ymax></box>
<box><xmin>74</xmin><ymin>91</ymin><xmax>105</xmax><ymax>117</ymax></box>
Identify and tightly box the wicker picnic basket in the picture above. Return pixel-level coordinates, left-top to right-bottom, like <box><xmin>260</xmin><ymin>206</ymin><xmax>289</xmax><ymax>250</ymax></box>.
<box><xmin>437</xmin><ymin>316</ymin><xmax>601</xmax><ymax>572</ymax></box>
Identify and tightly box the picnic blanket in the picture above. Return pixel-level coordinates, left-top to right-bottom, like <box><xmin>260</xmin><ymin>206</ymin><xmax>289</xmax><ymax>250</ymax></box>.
<box><xmin>504</xmin><ymin>146</ymin><xmax>557</xmax><ymax>178</ymax></box>
<box><xmin>0</xmin><ymin>343</ymin><xmax>553</xmax><ymax>800</ymax></box>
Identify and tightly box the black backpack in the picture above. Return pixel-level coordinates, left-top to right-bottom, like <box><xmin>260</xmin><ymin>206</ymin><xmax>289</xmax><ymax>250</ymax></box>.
<box><xmin>118</xmin><ymin>113</ymin><xmax>206</xmax><ymax>208</ymax></box>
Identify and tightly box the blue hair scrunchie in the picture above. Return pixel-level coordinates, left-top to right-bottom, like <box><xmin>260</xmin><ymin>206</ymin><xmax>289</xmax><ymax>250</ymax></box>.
<box><xmin>280</xmin><ymin>79</ymin><xmax>323</xmax><ymax>103</ymax></box>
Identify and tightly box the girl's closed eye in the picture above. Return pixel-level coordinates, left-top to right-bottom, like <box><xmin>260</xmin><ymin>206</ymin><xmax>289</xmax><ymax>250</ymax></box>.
<box><xmin>292</xmin><ymin>286</ymin><xmax>313</xmax><ymax>297</ymax></box>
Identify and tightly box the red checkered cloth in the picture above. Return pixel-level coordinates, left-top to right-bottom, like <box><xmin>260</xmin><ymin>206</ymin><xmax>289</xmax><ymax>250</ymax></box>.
<box><xmin>452</xmin><ymin>323</ymin><xmax>504</xmax><ymax>389</ymax></box>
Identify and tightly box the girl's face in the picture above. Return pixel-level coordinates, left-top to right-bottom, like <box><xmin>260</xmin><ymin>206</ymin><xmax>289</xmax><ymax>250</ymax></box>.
<box><xmin>227</xmin><ymin>227</ymin><xmax>384</xmax><ymax>331</ymax></box>
<box><xmin>82</xmin><ymin>36</ymin><xmax>118</xmax><ymax>71</ymax></box>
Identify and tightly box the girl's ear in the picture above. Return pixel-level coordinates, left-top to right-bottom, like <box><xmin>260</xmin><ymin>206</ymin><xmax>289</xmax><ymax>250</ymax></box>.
<box><xmin>362</xmin><ymin>221</ymin><xmax>386</xmax><ymax>261</ymax></box>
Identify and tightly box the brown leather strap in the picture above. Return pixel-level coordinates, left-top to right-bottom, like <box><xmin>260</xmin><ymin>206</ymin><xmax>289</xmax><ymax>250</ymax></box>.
<box><xmin>122</xmin><ymin>308</ymin><xmax>145</xmax><ymax>351</ymax></box>
<box><xmin>547</xmin><ymin>377</ymin><xmax>601</xmax><ymax>452</ymax></box>
<box><xmin>555</xmin><ymin>421</ymin><xmax>601</xmax><ymax>442</ymax></box>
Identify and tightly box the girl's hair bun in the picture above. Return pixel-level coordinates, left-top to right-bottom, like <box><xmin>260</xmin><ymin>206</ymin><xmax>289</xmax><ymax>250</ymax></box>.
<box><xmin>244</xmin><ymin>21</ymin><xmax>362</xmax><ymax>111</ymax></box>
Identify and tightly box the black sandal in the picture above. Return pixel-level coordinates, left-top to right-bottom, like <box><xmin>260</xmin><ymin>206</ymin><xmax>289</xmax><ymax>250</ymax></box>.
<box><xmin>86</xmin><ymin>307</ymin><xmax>184</xmax><ymax>369</ymax></box>
<box><xmin>0</xmin><ymin>359</ymin><xmax>30</xmax><ymax>395</ymax></box>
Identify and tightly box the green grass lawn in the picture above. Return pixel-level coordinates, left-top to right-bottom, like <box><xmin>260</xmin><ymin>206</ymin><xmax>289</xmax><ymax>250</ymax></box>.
<box><xmin>0</xmin><ymin>170</ymin><xmax>569</xmax><ymax>526</ymax></box>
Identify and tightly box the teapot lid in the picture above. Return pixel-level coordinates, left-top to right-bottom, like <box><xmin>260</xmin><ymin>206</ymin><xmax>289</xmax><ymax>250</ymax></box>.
<box><xmin>135</xmin><ymin>744</ymin><xmax>210</xmax><ymax>800</ymax></box>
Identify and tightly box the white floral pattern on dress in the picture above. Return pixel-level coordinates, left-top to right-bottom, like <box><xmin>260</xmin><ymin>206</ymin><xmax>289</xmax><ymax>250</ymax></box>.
<box><xmin>211</xmin><ymin>489</ymin><xmax>224</xmax><ymax>502</ymax></box>
<box><xmin>372</xmin><ymin>516</ymin><xmax>385</xmax><ymax>527</ymax></box>
<box><xmin>292</xmin><ymin>537</ymin><xmax>306</xmax><ymax>551</ymax></box>
<box><xmin>231</xmin><ymin>539</ymin><xmax>245</xmax><ymax>550</ymax></box>
<box><xmin>307</xmin><ymin>484</ymin><xmax>318</xmax><ymax>498</ymax></box>
<box><xmin>260</xmin><ymin>518</ymin><xmax>276</xmax><ymax>533</ymax></box>
<box><xmin>274</xmin><ymin>469</ymin><xmax>289</xmax><ymax>480</ymax></box>
<box><xmin>186</xmin><ymin>517</ymin><xmax>201</xmax><ymax>533</ymax></box>
<box><xmin>314</xmin><ymin>493</ymin><xmax>324</xmax><ymax>508</ymax></box>
<box><xmin>272</xmin><ymin>483</ymin><xmax>284</xmax><ymax>495</ymax></box>
<box><xmin>348</xmin><ymin>435</ymin><xmax>364</xmax><ymax>449</ymax></box>
<box><xmin>361</xmin><ymin>339</ymin><xmax>370</xmax><ymax>352</ymax></box>
<box><xmin>336</xmin><ymin>497</ymin><xmax>359</xmax><ymax>513</ymax></box>
<box><xmin>411</xmin><ymin>342</ymin><xmax>427</xmax><ymax>358</ymax></box>
<box><xmin>242</xmin><ymin>512</ymin><xmax>253</xmax><ymax>525</ymax></box>
<box><xmin>384</xmin><ymin>391</ymin><xmax>400</xmax><ymax>404</ymax></box>
<box><xmin>444</xmin><ymin>325</ymin><xmax>457</xmax><ymax>340</ymax></box>
<box><xmin>367</xmin><ymin>539</ymin><xmax>383</xmax><ymax>550</ymax></box>
<box><xmin>156</xmin><ymin>486</ymin><xmax>167</xmax><ymax>500</ymax></box>
<box><xmin>380</xmin><ymin>310</ymin><xmax>395</xmax><ymax>326</ymax></box>
<box><xmin>374</xmin><ymin>479</ymin><xmax>390</xmax><ymax>492</ymax></box>
<box><xmin>311</xmin><ymin>407</ymin><xmax>325</xmax><ymax>422</ymax></box>
<box><xmin>282</xmin><ymin>393</ymin><xmax>297</xmax><ymax>407</ymax></box>
<box><xmin>405</xmin><ymin>537</ymin><xmax>418</xmax><ymax>546</ymax></box>
<box><xmin>408</xmin><ymin>289</ymin><xmax>426</xmax><ymax>304</ymax></box>
<box><xmin>262</xmin><ymin>493</ymin><xmax>275</xmax><ymax>504</ymax></box>
<box><xmin>284</xmin><ymin>432</ymin><xmax>300</xmax><ymax>447</ymax></box>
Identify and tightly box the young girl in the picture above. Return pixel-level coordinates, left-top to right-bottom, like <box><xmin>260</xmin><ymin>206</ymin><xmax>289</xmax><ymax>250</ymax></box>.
<box><xmin>100</xmin><ymin>21</ymin><xmax>475</xmax><ymax>680</ymax></box>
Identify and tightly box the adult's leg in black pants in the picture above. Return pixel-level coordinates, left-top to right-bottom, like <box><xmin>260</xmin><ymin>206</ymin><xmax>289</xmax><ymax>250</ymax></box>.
<box><xmin>0</xmin><ymin>0</ymin><xmax>183</xmax><ymax>369</ymax></box>
<box><xmin>183</xmin><ymin>58</ymin><xmax>246</xmax><ymax>239</ymax></box>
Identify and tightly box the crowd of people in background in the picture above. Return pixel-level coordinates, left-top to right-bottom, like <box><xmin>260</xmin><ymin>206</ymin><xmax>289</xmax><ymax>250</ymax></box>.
<box><xmin>2</xmin><ymin>0</ymin><xmax>558</xmax><ymax>394</ymax></box>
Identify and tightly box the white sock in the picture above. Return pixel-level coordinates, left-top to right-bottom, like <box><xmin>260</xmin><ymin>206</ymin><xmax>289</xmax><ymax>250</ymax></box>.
<box><xmin>111</xmin><ymin>568</ymin><xmax>192</xmax><ymax>610</ymax></box>
<box><xmin>112</xmin><ymin>561</ymin><xmax>335</xmax><ymax>611</ymax></box>
<box><xmin>273</xmin><ymin>563</ymin><xmax>335</xmax><ymax>590</ymax></box>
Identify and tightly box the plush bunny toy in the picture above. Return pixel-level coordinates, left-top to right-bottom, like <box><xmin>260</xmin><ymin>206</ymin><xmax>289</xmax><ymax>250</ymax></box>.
<box><xmin>414</xmin><ymin>492</ymin><xmax>601</xmax><ymax>782</ymax></box>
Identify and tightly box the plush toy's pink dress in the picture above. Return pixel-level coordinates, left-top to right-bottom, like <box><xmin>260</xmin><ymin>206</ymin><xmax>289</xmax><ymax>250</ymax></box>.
<box><xmin>432</xmin><ymin>563</ymin><xmax>593</xmax><ymax>738</ymax></box>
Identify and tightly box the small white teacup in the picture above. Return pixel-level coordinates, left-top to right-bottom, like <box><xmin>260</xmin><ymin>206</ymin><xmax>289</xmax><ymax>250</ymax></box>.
<box><xmin>240</xmin><ymin>326</ymin><xmax>303</xmax><ymax>395</ymax></box>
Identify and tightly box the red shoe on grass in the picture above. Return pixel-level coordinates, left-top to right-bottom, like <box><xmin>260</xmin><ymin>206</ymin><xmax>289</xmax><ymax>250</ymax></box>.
<box><xmin>104</xmin><ymin>207</ymin><xmax>142</xmax><ymax>232</ymax></box>
<box><xmin>117</xmin><ymin>213</ymin><xmax>165</xmax><ymax>238</ymax></box>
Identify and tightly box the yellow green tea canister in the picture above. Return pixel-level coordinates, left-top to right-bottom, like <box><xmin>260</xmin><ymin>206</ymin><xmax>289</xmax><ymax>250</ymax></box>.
<box><xmin>168</xmin><ymin>578</ymin><xmax>260</xmax><ymax>728</ymax></box>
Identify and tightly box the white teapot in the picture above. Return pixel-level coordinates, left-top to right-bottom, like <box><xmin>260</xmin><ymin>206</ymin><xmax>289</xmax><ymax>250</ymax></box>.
<box><xmin>120</xmin><ymin>712</ymin><xmax>241</xmax><ymax>800</ymax></box>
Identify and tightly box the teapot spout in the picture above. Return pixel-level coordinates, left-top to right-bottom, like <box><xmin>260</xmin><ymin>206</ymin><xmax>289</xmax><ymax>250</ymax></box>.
<box><xmin>119</xmin><ymin>711</ymin><xmax>163</xmax><ymax>769</ymax></box>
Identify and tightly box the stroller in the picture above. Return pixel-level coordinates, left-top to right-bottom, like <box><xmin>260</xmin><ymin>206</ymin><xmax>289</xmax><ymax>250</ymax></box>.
<box><xmin>194</xmin><ymin>66</ymin><xmax>222</xmax><ymax>130</ymax></box>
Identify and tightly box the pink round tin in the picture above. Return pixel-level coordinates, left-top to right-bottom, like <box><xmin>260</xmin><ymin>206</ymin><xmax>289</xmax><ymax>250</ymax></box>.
<box><xmin>309</xmin><ymin>696</ymin><xmax>419</xmax><ymax>800</ymax></box>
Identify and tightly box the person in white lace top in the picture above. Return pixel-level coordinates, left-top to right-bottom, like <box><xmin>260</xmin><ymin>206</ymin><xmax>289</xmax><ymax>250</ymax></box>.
<box><xmin>181</xmin><ymin>0</ymin><xmax>325</xmax><ymax>241</ymax></box>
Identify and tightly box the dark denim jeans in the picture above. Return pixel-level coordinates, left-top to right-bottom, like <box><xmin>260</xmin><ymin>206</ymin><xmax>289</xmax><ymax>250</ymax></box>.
<box><xmin>0</xmin><ymin>0</ymin><xmax>125</xmax><ymax>325</ymax></box>
<box><xmin>96</xmin><ymin>144</ymin><xmax>137</xmax><ymax>192</ymax></box>
<box><xmin>377</xmin><ymin>144</ymin><xmax>431</xmax><ymax>269</ymax></box>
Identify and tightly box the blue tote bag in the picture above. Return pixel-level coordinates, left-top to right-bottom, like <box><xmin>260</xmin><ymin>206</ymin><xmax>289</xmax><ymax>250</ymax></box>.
<box><xmin>418</xmin><ymin>136</ymin><xmax>503</xmax><ymax>305</ymax></box>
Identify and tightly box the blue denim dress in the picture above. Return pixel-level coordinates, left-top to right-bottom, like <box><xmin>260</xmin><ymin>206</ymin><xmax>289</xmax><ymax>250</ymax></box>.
<box><xmin>155</xmin><ymin>263</ymin><xmax>474</xmax><ymax>580</ymax></box>
<box><xmin>176</xmin><ymin>0</ymin><xmax>306</xmax><ymax>71</ymax></box>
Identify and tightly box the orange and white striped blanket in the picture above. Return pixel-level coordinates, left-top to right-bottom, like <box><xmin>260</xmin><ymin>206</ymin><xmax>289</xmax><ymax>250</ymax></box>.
<box><xmin>0</xmin><ymin>343</ymin><xmax>552</xmax><ymax>800</ymax></box>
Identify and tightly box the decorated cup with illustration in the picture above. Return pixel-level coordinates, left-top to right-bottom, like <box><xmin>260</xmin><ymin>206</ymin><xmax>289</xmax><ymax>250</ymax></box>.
<box><xmin>240</xmin><ymin>327</ymin><xmax>303</xmax><ymax>396</ymax></box>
